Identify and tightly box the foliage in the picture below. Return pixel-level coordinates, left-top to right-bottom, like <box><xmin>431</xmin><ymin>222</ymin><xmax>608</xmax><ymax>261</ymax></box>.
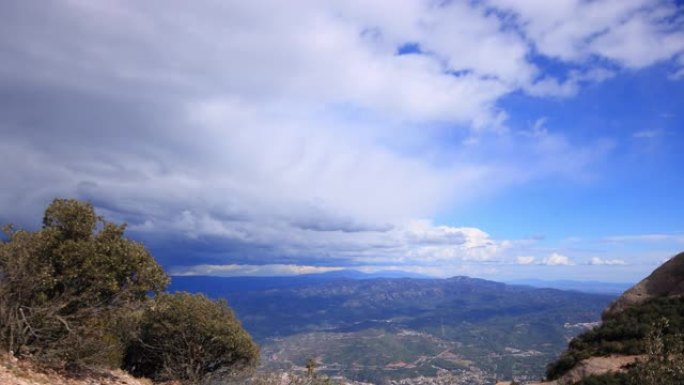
<box><xmin>124</xmin><ymin>292</ymin><xmax>259</xmax><ymax>384</ymax></box>
<box><xmin>556</xmin><ymin>317</ymin><xmax>684</xmax><ymax>385</ymax></box>
<box><xmin>627</xmin><ymin>318</ymin><xmax>684</xmax><ymax>385</ymax></box>
<box><xmin>546</xmin><ymin>296</ymin><xmax>684</xmax><ymax>380</ymax></box>
<box><xmin>0</xmin><ymin>199</ymin><xmax>168</xmax><ymax>366</ymax></box>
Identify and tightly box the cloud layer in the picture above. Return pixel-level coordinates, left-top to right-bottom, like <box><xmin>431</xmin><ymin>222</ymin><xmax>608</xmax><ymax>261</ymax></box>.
<box><xmin>0</xmin><ymin>1</ymin><xmax>682</xmax><ymax>276</ymax></box>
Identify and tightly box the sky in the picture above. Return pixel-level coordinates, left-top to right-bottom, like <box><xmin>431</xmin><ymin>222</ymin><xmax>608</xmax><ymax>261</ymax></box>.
<box><xmin>1</xmin><ymin>0</ymin><xmax>683</xmax><ymax>283</ymax></box>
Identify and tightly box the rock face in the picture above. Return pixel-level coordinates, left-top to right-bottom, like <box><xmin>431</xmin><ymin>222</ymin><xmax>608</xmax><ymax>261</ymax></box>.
<box><xmin>603</xmin><ymin>251</ymin><xmax>684</xmax><ymax>317</ymax></box>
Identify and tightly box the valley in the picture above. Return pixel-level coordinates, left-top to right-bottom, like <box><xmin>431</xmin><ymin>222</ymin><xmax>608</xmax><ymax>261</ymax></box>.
<box><xmin>171</xmin><ymin>275</ymin><xmax>615</xmax><ymax>384</ymax></box>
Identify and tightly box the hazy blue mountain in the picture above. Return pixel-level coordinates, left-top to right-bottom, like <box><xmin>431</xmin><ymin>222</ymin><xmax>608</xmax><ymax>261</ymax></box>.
<box><xmin>168</xmin><ymin>270</ymin><xmax>430</xmax><ymax>296</ymax></box>
<box><xmin>170</xmin><ymin>275</ymin><xmax>615</xmax><ymax>383</ymax></box>
<box><xmin>507</xmin><ymin>279</ymin><xmax>633</xmax><ymax>294</ymax></box>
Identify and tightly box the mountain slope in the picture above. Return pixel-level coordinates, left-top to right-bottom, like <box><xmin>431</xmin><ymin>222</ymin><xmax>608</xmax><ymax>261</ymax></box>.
<box><xmin>604</xmin><ymin>251</ymin><xmax>684</xmax><ymax>317</ymax></box>
<box><xmin>544</xmin><ymin>251</ymin><xmax>684</xmax><ymax>385</ymax></box>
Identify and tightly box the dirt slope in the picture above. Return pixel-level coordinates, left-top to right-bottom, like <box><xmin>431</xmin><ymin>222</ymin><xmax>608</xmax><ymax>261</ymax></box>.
<box><xmin>496</xmin><ymin>355</ymin><xmax>640</xmax><ymax>385</ymax></box>
<box><xmin>604</xmin><ymin>251</ymin><xmax>684</xmax><ymax>317</ymax></box>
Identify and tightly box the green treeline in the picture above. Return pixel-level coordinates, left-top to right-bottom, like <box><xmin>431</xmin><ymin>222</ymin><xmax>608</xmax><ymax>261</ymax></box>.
<box><xmin>0</xmin><ymin>199</ymin><xmax>259</xmax><ymax>384</ymax></box>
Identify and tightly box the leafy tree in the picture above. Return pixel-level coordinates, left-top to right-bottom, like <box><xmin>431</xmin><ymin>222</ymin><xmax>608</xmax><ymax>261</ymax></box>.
<box><xmin>0</xmin><ymin>198</ymin><xmax>168</xmax><ymax>366</ymax></box>
<box><xmin>124</xmin><ymin>292</ymin><xmax>259</xmax><ymax>384</ymax></box>
<box><xmin>306</xmin><ymin>357</ymin><xmax>317</xmax><ymax>377</ymax></box>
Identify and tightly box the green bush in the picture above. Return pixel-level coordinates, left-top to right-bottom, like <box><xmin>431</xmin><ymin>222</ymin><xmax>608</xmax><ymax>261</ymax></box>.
<box><xmin>124</xmin><ymin>292</ymin><xmax>259</xmax><ymax>384</ymax></box>
<box><xmin>0</xmin><ymin>199</ymin><xmax>168</xmax><ymax>366</ymax></box>
<box><xmin>1</xmin><ymin>198</ymin><xmax>260</xmax><ymax>384</ymax></box>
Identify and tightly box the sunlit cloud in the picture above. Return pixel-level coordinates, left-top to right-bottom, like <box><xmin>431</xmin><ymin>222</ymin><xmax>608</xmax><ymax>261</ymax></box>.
<box><xmin>588</xmin><ymin>257</ymin><xmax>626</xmax><ymax>266</ymax></box>
<box><xmin>541</xmin><ymin>253</ymin><xmax>575</xmax><ymax>266</ymax></box>
<box><xmin>516</xmin><ymin>256</ymin><xmax>537</xmax><ymax>265</ymax></box>
<box><xmin>171</xmin><ymin>264</ymin><xmax>345</xmax><ymax>277</ymax></box>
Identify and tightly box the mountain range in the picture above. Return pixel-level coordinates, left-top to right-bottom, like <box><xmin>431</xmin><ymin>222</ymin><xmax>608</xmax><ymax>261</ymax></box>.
<box><xmin>170</xmin><ymin>274</ymin><xmax>615</xmax><ymax>384</ymax></box>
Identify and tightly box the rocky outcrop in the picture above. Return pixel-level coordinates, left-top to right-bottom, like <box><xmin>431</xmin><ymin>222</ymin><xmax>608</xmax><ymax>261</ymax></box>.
<box><xmin>604</xmin><ymin>251</ymin><xmax>684</xmax><ymax>317</ymax></box>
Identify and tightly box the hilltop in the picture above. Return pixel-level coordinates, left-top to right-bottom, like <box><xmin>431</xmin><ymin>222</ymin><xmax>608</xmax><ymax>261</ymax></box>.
<box><xmin>604</xmin><ymin>252</ymin><xmax>684</xmax><ymax>317</ymax></box>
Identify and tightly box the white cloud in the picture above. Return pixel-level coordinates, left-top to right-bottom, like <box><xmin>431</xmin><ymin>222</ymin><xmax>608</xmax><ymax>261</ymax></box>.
<box><xmin>588</xmin><ymin>257</ymin><xmax>626</xmax><ymax>265</ymax></box>
<box><xmin>603</xmin><ymin>233</ymin><xmax>684</xmax><ymax>243</ymax></box>
<box><xmin>672</xmin><ymin>55</ymin><xmax>684</xmax><ymax>79</ymax></box>
<box><xmin>515</xmin><ymin>254</ymin><xmax>577</xmax><ymax>266</ymax></box>
<box><xmin>632</xmin><ymin>129</ymin><xmax>665</xmax><ymax>139</ymax></box>
<box><xmin>517</xmin><ymin>256</ymin><xmax>537</xmax><ymax>265</ymax></box>
<box><xmin>486</xmin><ymin>0</ymin><xmax>684</xmax><ymax>73</ymax></box>
<box><xmin>172</xmin><ymin>262</ymin><xmax>506</xmax><ymax>279</ymax></box>
<box><xmin>589</xmin><ymin>9</ymin><xmax>684</xmax><ymax>69</ymax></box>
<box><xmin>171</xmin><ymin>264</ymin><xmax>344</xmax><ymax>277</ymax></box>
<box><xmin>2</xmin><ymin>0</ymin><xmax>678</xmax><ymax>134</ymax></box>
<box><xmin>541</xmin><ymin>253</ymin><xmax>575</xmax><ymax>266</ymax></box>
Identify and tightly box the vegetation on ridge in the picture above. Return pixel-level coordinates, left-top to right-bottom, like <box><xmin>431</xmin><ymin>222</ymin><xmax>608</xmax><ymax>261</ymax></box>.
<box><xmin>546</xmin><ymin>296</ymin><xmax>684</xmax><ymax>381</ymax></box>
<box><xmin>0</xmin><ymin>198</ymin><xmax>258</xmax><ymax>384</ymax></box>
<box><xmin>564</xmin><ymin>318</ymin><xmax>684</xmax><ymax>385</ymax></box>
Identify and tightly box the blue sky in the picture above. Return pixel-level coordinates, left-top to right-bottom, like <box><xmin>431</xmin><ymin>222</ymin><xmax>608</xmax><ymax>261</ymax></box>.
<box><xmin>0</xmin><ymin>0</ymin><xmax>683</xmax><ymax>283</ymax></box>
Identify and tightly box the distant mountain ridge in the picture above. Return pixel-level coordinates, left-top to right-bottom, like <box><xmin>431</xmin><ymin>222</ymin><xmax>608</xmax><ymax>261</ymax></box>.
<box><xmin>170</xmin><ymin>269</ymin><xmax>628</xmax><ymax>295</ymax></box>
<box><xmin>298</xmin><ymin>269</ymin><xmax>433</xmax><ymax>279</ymax></box>
<box><xmin>506</xmin><ymin>279</ymin><xmax>633</xmax><ymax>295</ymax></box>
<box><xmin>167</xmin><ymin>269</ymin><xmax>430</xmax><ymax>297</ymax></box>
<box><xmin>171</xmin><ymin>274</ymin><xmax>614</xmax><ymax>383</ymax></box>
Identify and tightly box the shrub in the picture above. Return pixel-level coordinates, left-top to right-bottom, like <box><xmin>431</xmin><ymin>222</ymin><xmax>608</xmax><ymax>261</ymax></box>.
<box><xmin>1</xmin><ymin>198</ymin><xmax>259</xmax><ymax>383</ymax></box>
<box><xmin>0</xmin><ymin>199</ymin><xmax>168</xmax><ymax>366</ymax></box>
<box><xmin>124</xmin><ymin>292</ymin><xmax>259</xmax><ymax>384</ymax></box>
